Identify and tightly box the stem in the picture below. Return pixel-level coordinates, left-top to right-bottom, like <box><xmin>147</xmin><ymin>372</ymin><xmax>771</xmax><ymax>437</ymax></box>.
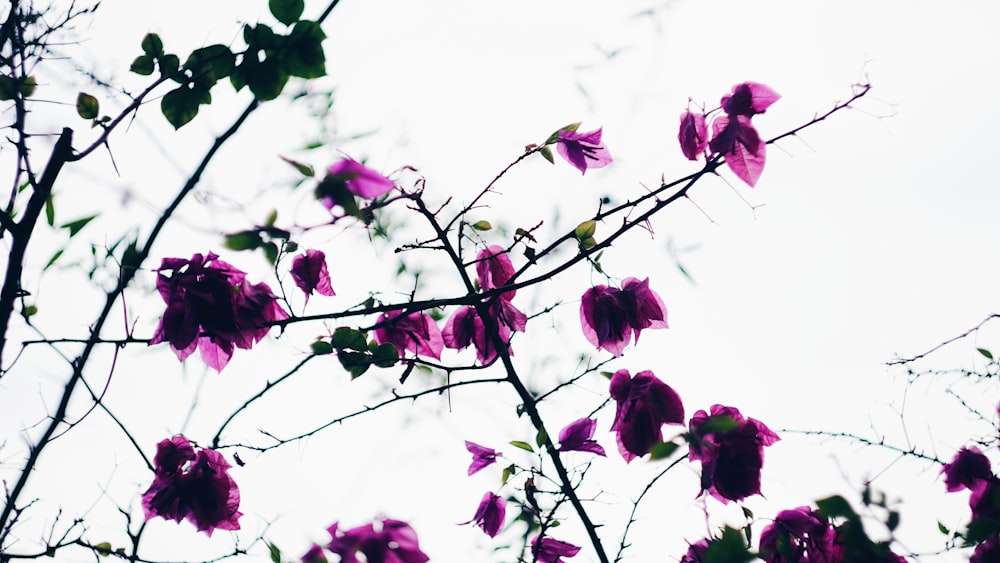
<box><xmin>0</xmin><ymin>128</ymin><xmax>74</xmax><ymax>371</ymax></box>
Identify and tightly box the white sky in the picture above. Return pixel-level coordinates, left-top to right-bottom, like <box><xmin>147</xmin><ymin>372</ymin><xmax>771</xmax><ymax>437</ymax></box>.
<box><xmin>4</xmin><ymin>0</ymin><xmax>1000</xmax><ymax>561</ymax></box>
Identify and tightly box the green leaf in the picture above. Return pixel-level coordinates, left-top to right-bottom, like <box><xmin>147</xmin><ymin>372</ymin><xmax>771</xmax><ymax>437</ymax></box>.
<box><xmin>281</xmin><ymin>21</ymin><xmax>327</xmax><ymax>79</ymax></box>
<box><xmin>700</xmin><ymin>415</ymin><xmax>741</xmax><ymax>435</ymax></box>
<box><xmin>21</xmin><ymin>304</ymin><xmax>37</xmax><ymax>318</ymax></box>
<box><xmin>224</xmin><ymin>230</ymin><xmax>262</xmax><ymax>251</ymax></box>
<box><xmin>19</xmin><ymin>75</ymin><xmax>36</xmax><ymax>97</ymax></box>
<box><xmin>315</xmin><ymin>175</ymin><xmax>362</xmax><ymax>219</ymax></box>
<box><xmin>267</xmin><ymin>541</ymin><xmax>281</xmax><ymax>563</ymax></box>
<box><xmin>76</xmin><ymin>92</ymin><xmax>99</xmax><ymax>119</ymax></box>
<box><xmin>60</xmin><ymin>214</ymin><xmax>97</xmax><ymax>237</ymax></box>
<box><xmin>45</xmin><ymin>194</ymin><xmax>54</xmax><ymax>226</ymax></box>
<box><xmin>937</xmin><ymin>521</ymin><xmax>949</xmax><ymax>535</ymax></box>
<box><xmin>130</xmin><ymin>54</ymin><xmax>155</xmax><ymax>76</ymax></box>
<box><xmin>332</xmin><ymin>327</ymin><xmax>368</xmax><ymax>351</ymax></box>
<box><xmin>269</xmin><ymin>0</ymin><xmax>305</xmax><ymax>26</ymax></box>
<box><xmin>574</xmin><ymin>220</ymin><xmax>596</xmax><ymax>240</ymax></box>
<box><xmin>648</xmin><ymin>441</ymin><xmax>679</xmax><ymax>460</ymax></box>
<box><xmin>470</xmin><ymin>220</ymin><xmax>492</xmax><ymax>231</ymax></box>
<box><xmin>509</xmin><ymin>440</ymin><xmax>534</xmax><ymax>453</ymax></box>
<box><xmin>501</xmin><ymin>464</ymin><xmax>514</xmax><ymax>485</ymax></box>
<box><xmin>534</xmin><ymin>427</ymin><xmax>547</xmax><ymax>448</ymax></box>
<box><xmin>539</xmin><ymin>145</ymin><xmax>554</xmax><ymax>164</ymax></box>
<box><xmin>160</xmin><ymin>86</ymin><xmax>207</xmax><ymax>129</ymax></box>
<box><xmin>978</xmin><ymin>347</ymin><xmax>993</xmax><ymax>360</ymax></box>
<box><xmin>702</xmin><ymin>527</ymin><xmax>754</xmax><ymax>563</ymax></box>
<box><xmin>94</xmin><ymin>542</ymin><xmax>112</xmax><ymax>556</ymax></box>
<box><xmin>371</xmin><ymin>342</ymin><xmax>399</xmax><ymax>368</ymax></box>
<box><xmin>141</xmin><ymin>33</ymin><xmax>164</xmax><ymax>56</ymax></box>
<box><xmin>280</xmin><ymin>155</ymin><xmax>315</xmax><ymax>177</ymax></box>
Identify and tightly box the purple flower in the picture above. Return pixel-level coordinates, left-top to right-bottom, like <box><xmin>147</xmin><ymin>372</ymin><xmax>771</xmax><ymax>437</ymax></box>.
<box><xmin>327</xmin><ymin>517</ymin><xmax>429</xmax><ymax>563</ymax></box>
<box><xmin>678</xmin><ymin>111</ymin><xmax>708</xmax><ymax>161</ymax></box>
<box><xmin>557</xmin><ymin>418</ymin><xmax>606</xmax><ymax>456</ymax></box>
<box><xmin>443</xmin><ymin>300</ymin><xmax>527</xmax><ymax>364</ymax></box>
<box><xmin>531</xmin><ymin>536</ymin><xmax>581</xmax><ymax>563</ymax></box>
<box><xmin>679</xmin><ymin>539</ymin><xmax>710</xmax><ymax>563</ymax></box>
<box><xmin>720</xmin><ymin>81</ymin><xmax>780</xmax><ymax>118</ymax></box>
<box><xmin>688</xmin><ymin>404</ymin><xmax>779</xmax><ymax>502</ymax></box>
<box><xmin>972</xmin><ymin>536</ymin><xmax>1000</xmax><ymax>563</ymax></box>
<box><xmin>462</xmin><ymin>492</ymin><xmax>506</xmax><ymax>537</ymax></box>
<box><xmin>942</xmin><ymin>446</ymin><xmax>992</xmax><ymax>492</ymax></box>
<box><xmin>465</xmin><ymin>441</ymin><xmax>499</xmax><ymax>475</ymax></box>
<box><xmin>326</xmin><ymin>157</ymin><xmax>396</xmax><ymax>199</ymax></box>
<box><xmin>476</xmin><ymin>245</ymin><xmax>516</xmax><ymax>298</ymax></box>
<box><xmin>556</xmin><ymin>126</ymin><xmax>613</xmax><ymax>175</ymax></box>
<box><xmin>149</xmin><ymin>252</ymin><xmax>289</xmax><ymax>371</ymax></box>
<box><xmin>290</xmin><ymin>249</ymin><xmax>335</xmax><ymax>303</ymax></box>
<box><xmin>141</xmin><ymin>435</ymin><xmax>242</xmax><ymax>536</ymax></box>
<box><xmin>609</xmin><ymin>369</ymin><xmax>684</xmax><ymax>462</ymax></box>
<box><xmin>969</xmin><ymin>478</ymin><xmax>1000</xmax><ymax>521</ymax></box>
<box><xmin>758</xmin><ymin>506</ymin><xmax>835</xmax><ymax>563</ymax></box>
<box><xmin>373</xmin><ymin>311</ymin><xmax>444</xmax><ymax>360</ymax></box>
<box><xmin>709</xmin><ymin>114</ymin><xmax>766</xmax><ymax>187</ymax></box>
<box><xmin>301</xmin><ymin>544</ymin><xmax>329</xmax><ymax>563</ymax></box>
<box><xmin>579</xmin><ymin>277</ymin><xmax>667</xmax><ymax>357</ymax></box>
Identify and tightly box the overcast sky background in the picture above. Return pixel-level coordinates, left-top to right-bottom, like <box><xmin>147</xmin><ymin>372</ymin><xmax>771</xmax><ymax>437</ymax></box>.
<box><xmin>4</xmin><ymin>0</ymin><xmax>1000</xmax><ymax>561</ymax></box>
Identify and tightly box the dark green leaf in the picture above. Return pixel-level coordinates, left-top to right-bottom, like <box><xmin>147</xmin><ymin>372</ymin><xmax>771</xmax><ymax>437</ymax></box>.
<box><xmin>816</xmin><ymin>495</ymin><xmax>858</xmax><ymax>521</ymax></box>
<box><xmin>60</xmin><ymin>214</ymin><xmax>97</xmax><ymax>237</ymax></box>
<box><xmin>311</xmin><ymin>339</ymin><xmax>333</xmax><ymax>355</ymax></box>
<box><xmin>978</xmin><ymin>347</ymin><xmax>993</xmax><ymax>360</ymax></box>
<box><xmin>76</xmin><ymin>92</ymin><xmax>99</xmax><ymax>120</ymax></box>
<box><xmin>120</xmin><ymin>240</ymin><xmax>141</xmax><ymax>274</ymax></box>
<box><xmin>315</xmin><ymin>175</ymin><xmax>362</xmax><ymax>219</ymax></box>
<box><xmin>702</xmin><ymin>527</ymin><xmax>754</xmax><ymax>563</ymax></box>
<box><xmin>242</xmin><ymin>57</ymin><xmax>289</xmax><ymax>101</ymax></box>
<box><xmin>937</xmin><ymin>521</ymin><xmax>949</xmax><ymax>535</ymax></box>
<box><xmin>21</xmin><ymin>304</ymin><xmax>37</xmax><ymax>319</ymax></box>
<box><xmin>269</xmin><ymin>0</ymin><xmax>305</xmax><ymax>26</ymax></box>
<box><xmin>371</xmin><ymin>343</ymin><xmax>398</xmax><ymax>368</ymax></box>
<box><xmin>160</xmin><ymin>86</ymin><xmax>205</xmax><ymax>129</ymax></box>
<box><xmin>281</xmin><ymin>21</ymin><xmax>326</xmax><ymax>79</ymax></box>
<box><xmin>159</xmin><ymin>54</ymin><xmax>180</xmax><ymax>78</ymax></box>
<box><xmin>509</xmin><ymin>440</ymin><xmax>534</xmax><ymax>453</ymax></box>
<box><xmin>501</xmin><ymin>464</ymin><xmax>513</xmax><ymax>485</ymax></box>
<box><xmin>141</xmin><ymin>33</ymin><xmax>164</xmax><ymax>56</ymax></box>
<box><xmin>262</xmin><ymin>241</ymin><xmax>279</xmax><ymax>265</ymax></box>
<box><xmin>338</xmin><ymin>350</ymin><xmax>370</xmax><ymax>379</ymax></box>
<box><xmin>887</xmin><ymin>511</ymin><xmax>899</xmax><ymax>531</ymax></box>
<box><xmin>45</xmin><ymin>194</ymin><xmax>54</xmax><ymax>226</ymax></box>
<box><xmin>244</xmin><ymin>23</ymin><xmax>279</xmax><ymax>49</ymax></box>
<box><xmin>332</xmin><ymin>327</ymin><xmax>368</xmax><ymax>351</ymax></box>
<box><xmin>185</xmin><ymin>44</ymin><xmax>235</xmax><ymax>87</ymax></box>
<box><xmin>0</xmin><ymin>75</ymin><xmax>16</xmax><ymax>100</ymax></box>
<box><xmin>130</xmin><ymin>54</ymin><xmax>155</xmax><ymax>76</ymax></box>
<box><xmin>44</xmin><ymin>249</ymin><xmax>64</xmax><ymax>271</ymax></box>
<box><xmin>648</xmin><ymin>441</ymin><xmax>679</xmax><ymax>460</ymax></box>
